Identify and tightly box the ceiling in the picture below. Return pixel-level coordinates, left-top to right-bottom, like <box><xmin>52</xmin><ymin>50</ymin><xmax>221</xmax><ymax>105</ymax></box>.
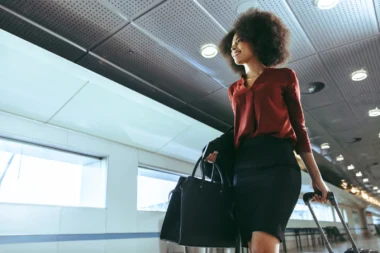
<box><xmin>0</xmin><ymin>0</ymin><xmax>379</xmax><ymax>199</ymax></box>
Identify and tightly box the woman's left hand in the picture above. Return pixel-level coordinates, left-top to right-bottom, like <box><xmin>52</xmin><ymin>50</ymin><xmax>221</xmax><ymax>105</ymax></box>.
<box><xmin>312</xmin><ymin>179</ymin><xmax>330</xmax><ymax>203</ymax></box>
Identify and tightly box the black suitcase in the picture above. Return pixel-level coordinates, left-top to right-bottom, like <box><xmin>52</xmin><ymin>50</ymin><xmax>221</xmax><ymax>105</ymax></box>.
<box><xmin>303</xmin><ymin>192</ymin><xmax>379</xmax><ymax>253</ymax></box>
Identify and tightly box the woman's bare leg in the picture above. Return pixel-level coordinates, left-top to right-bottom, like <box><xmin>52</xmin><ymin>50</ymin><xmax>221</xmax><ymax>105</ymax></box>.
<box><xmin>249</xmin><ymin>231</ymin><xmax>280</xmax><ymax>253</ymax></box>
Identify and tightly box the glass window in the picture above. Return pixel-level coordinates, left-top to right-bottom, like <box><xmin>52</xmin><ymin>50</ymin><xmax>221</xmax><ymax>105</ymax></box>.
<box><xmin>290</xmin><ymin>199</ymin><xmax>313</xmax><ymax>220</ymax></box>
<box><xmin>137</xmin><ymin>167</ymin><xmax>185</xmax><ymax>212</ymax></box>
<box><xmin>0</xmin><ymin>138</ymin><xmax>106</xmax><ymax>208</ymax></box>
<box><xmin>333</xmin><ymin>207</ymin><xmax>348</xmax><ymax>223</ymax></box>
<box><xmin>290</xmin><ymin>199</ymin><xmax>334</xmax><ymax>222</ymax></box>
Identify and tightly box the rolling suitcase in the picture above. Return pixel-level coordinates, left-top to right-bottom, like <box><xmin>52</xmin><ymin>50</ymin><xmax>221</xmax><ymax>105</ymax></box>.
<box><xmin>303</xmin><ymin>192</ymin><xmax>379</xmax><ymax>253</ymax></box>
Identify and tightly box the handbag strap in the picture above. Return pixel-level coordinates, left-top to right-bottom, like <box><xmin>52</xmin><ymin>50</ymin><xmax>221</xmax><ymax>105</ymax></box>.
<box><xmin>191</xmin><ymin>155</ymin><xmax>226</xmax><ymax>193</ymax></box>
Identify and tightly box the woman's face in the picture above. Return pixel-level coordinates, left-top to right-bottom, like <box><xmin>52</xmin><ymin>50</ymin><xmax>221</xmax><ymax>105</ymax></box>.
<box><xmin>231</xmin><ymin>34</ymin><xmax>254</xmax><ymax>65</ymax></box>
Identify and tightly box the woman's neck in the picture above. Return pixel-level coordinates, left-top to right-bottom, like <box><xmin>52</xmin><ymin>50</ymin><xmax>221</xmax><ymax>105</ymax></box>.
<box><xmin>244</xmin><ymin>58</ymin><xmax>266</xmax><ymax>80</ymax></box>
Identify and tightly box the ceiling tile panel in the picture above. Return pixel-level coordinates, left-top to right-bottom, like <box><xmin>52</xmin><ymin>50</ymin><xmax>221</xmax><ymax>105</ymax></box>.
<box><xmin>157</xmin><ymin>122</ymin><xmax>222</xmax><ymax>163</ymax></box>
<box><xmin>197</xmin><ymin>0</ymin><xmax>316</xmax><ymax>62</ymax></box>
<box><xmin>319</xmin><ymin>37</ymin><xmax>380</xmax><ymax>99</ymax></box>
<box><xmin>176</xmin><ymin>105</ymin><xmax>231</xmax><ymax>133</ymax></box>
<box><xmin>93</xmin><ymin>24</ymin><xmax>220</xmax><ymax>103</ymax></box>
<box><xmin>77</xmin><ymin>54</ymin><xmax>185</xmax><ymax>110</ymax></box>
<box><xmin>0</xmin><ymin>39</ymin><xmax>87</xmax><ymax>122</ymax></box>
<box><xmin>319</xmin><ymin>36</ymin><xmax>380</xmax><ymax>125</ymax></box>
<box><xmin>330</xmin><ymin>128</ymin><xmax>367</xmax><ymax>148</ymax></box>
<box><xmin>309</xmin><ymin>102</ymin><xmax>360</xmax><ymax>133</ymax></box>
<box><xmin>190</xmin><ymin>88</ymin><xmax>234</xmax><ymax>125</ymax></box>
<box><xmin>374</xmin><ymin>0</ymin><xmax>380</xmax><ymax>30</ymax></box>
<box><xmin>49</xmin><ymin>82</ymin><xmax>190</xmax><ymax>152</ymax></box>
<box><xmin>1</xmin><ymin>0</ymin><xmax>126</xmax><ymax>48</ymax></box>
<box><xmin>287</xmin><ymin>0</ymin><xmax>379</xmax><ymax>51</ymax></box>
<box><xmin>287</xmin><ymin>55</ymin><xmax>344</xmax><ymax>110</ymax></box>
<box><xmin>134</xmin><ymin>0</ymin><xmax>238</xmax><ymax>87</ymax></box>
<box><xmin>101</xmin><ymin>0</ymin><xmax>164</xmax><ymax>20</ymax></box>
<box><xmin>0</xmin><ymin>9</ymin><xmax>85</xmax><ymax>61</ymax></box>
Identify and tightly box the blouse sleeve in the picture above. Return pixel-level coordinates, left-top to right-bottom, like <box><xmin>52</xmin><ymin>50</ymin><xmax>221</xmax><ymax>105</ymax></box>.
<box><xmin>284</xmin><ymin>69</ymin><xmax>312</xmax><ymax>154</ymax></box>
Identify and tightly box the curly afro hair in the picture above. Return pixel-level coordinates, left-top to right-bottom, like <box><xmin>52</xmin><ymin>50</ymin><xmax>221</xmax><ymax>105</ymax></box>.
<box><xmin>219</xmin><ymin>8</ymin><xmax>290</xmax><ymax>75</ymax></box>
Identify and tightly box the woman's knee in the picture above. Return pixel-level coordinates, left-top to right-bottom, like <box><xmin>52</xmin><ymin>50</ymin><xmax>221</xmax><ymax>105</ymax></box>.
<box><xmin>250</xmin><ymin>231</ymin><xmax>280</xmax><ymax>253</ymax></box>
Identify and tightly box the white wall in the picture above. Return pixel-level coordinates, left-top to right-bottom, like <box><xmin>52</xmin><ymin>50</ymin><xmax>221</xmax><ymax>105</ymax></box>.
<box><xmin>0</xmin><ymin>111</ymin><xmax>192</xmax><ymax>253</ymax></box>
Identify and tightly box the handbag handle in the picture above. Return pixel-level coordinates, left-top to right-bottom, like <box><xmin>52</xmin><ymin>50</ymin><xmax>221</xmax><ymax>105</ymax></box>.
<box><xmin>191</xmin><ymin>155</ymin><xmax>225</xmax><ymax>192</ymax></box>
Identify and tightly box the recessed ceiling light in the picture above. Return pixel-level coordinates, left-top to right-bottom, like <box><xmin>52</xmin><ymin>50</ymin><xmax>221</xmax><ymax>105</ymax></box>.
<box><xmin>200</xmin><ymin>44</ymin><xmax>218</xmax><ymax>58</ymax></box>
<box><xmin>336</xmin><ymin>155</ymin><xmax>344</xmax><ymax>161</ymax></box>
<box><xmin>351</xmin><ymin>69</ymin><xmax>368</xmax><ymax>81</ymax></box>
<box><xmin>302</xmin><ymin>82</ymin><xmax>326</xmax><ymax>94</ymax></box>
<box><xmin>356</xmin><ymin>172</ymin><xmax>362</xmax><ymax>177</ymax></box>
<box><xmin>235</xmin><ymin>0</ymin><xmax>260</xmax><ymax>14</ymax></box>
<box><xmin>320</xmin><ymin>143</ymin><xmax>330</xmax><ymax>150</ymax></box>
<box><xmin>377</xmin><ymin>190</ymin><xmax>380</xmax><ymax>193</ymax></box>
<box><xmin>369</xmin><ymin>107</ymin><xmax>380</xmax><ymax>117</ymax></box>
<box><xmin>347</xmin><ymin>164</ymin><xmax>355</xmax><ymax>170</ymax></box>
<box><xmin>363</xmin><ymin>178</ymin><xmax>369</xmax><ymax>183</ymax></box>
<box><xmin>374</xmin><ymin>187</ymin><xmax>378</xmax><ymax>190</ymax></box>
<box><xmin>378</xmin><ymin>133</ymin><xmax>380</xmax><ymax>138</ymax></box>
<box><xmin>314</xmin><ymin>0</ymin><xmax>339</xmax><ymax>9</ymax></box>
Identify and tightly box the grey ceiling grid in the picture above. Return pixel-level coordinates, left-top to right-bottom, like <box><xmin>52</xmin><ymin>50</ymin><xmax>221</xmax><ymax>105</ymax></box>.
<box><xmin>0</xmin><ymin>9</ymin><xmax>85</xmax><ymax>62</ymax></box>
<box><xmin>303</xmin><ymin>111</ymin><xmax>362</xmax><ymax>185</ymax></box>
<box><xmin>1</xmin><ymin>0</ymin><xmax>126</xmax><ymax>49</ymax></box>
<box><xmin>287</xmin><ymin>0</ymin><xmax>379</xmax><ymax>51</ymax></box>
<box><xmin>134</xmin><ymin>0</ymin><xmax>238</xmax><ymax>87</ymax></box>
<box><xmin>102</xmin><ymin>0</ymin><xmax>165</xmax><ymax>21</ymax></box>
<box><xmin>1</xmin><ymin>0</ymin><xmax>380</xmax><ymax>193</ymax></box>
<box><xmin>197</xmin><ymin>0</ymin><xmax>316</xmax><ymax>62</ymax></box>
<box><xmin>319</xmin><ymin>36</ymin><xmax>380</xmax><ymax>125</ymax></box>
<box><xmin>287</xmin><ymin>55</ymin><xmax>345</xmax><ymax>110</ymax></box>
<box><xmin>190</xmin><ymin>88</ymin><xmax>234</xmax><ymax>125</ymax></box>
<box><xmin>331</xmin><ymin>128</ymin><xmax>366</xmax><ymax>148</ymax></box>
<box><xmin>309</xmin><ymin>102</ymin><xmax>361</xmax><ymax>133</ymax></box>
<box><xmin>93</xmin><ymin>24</ymin><xmax>221</xmax><ymax>103</ymax></box>
<box><xmin>374</xmin><ymin>0</ymin><xmax>380</xmax><ymax>31</ymax></box>
<box><xmin>319</xmin><ymin>36</ymin><xmax>380</xmax><ymax>99</ymax></box>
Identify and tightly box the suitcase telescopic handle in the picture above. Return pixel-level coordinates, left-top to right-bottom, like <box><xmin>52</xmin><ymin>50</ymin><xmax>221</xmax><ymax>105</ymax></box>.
<box><xmin>303</xmin><ymin>191</ymin><xmax>360</xmax><ymax>253</ymax></box>
<box><xmin>303</xmin><ymin>191</ymin><xmax>336</xmax><ymax>205</ymax></box>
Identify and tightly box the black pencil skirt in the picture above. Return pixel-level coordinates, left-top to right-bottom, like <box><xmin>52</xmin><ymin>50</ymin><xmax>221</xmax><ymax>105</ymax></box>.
<box><xmin>233</xmin><ymin>135</ymin><xmax>302</xmax><ymax>247</ymax></box>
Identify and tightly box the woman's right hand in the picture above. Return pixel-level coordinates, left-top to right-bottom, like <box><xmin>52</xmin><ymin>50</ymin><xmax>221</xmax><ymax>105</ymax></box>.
<box><xmin>205</xmin><ymin>151</ymin><xmax>218</xmax><ymax>163</ymax></box>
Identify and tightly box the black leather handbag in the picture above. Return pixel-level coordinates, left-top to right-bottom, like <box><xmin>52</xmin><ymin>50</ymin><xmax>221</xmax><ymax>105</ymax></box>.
<box><xmin>160</xmin><ymin>155</ymin><xmax>237</xmax><ymax>248</ymax></box>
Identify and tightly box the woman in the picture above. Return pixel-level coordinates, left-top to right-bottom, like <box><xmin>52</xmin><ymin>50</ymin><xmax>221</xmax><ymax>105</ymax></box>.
<box><xmin>205</xmin><ymin>9</ymin><xmax>330</xmax><ymax>253</ymax></box>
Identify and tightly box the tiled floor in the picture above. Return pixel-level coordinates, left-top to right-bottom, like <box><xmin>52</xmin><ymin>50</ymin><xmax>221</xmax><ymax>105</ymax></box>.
<box><xmin>289</xmin><ymin>236</ymin><xmax>380</xmax><ymax>252</ymax></box>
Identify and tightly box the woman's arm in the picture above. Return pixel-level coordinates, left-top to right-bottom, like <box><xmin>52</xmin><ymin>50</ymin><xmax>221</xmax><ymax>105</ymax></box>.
<box><xmin>300</xmin><ymin>152</ymin><xmax>330</xmax><ymax>203</ymax></box>
<box><xmin>284</xmin><ymin>69</ymin><xmax>330</xmax><ymax>202</ymax></box>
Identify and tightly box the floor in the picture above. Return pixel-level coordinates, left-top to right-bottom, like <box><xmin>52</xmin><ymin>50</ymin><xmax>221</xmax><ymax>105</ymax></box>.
<box><xmin>289</xmin><ymin>236</ymin><xmax>380</xmax><ymax>252</ymax></box>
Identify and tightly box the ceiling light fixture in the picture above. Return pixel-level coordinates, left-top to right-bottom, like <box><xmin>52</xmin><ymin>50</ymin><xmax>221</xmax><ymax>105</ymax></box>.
<box><xmin>369</xmin><ymin>107</ymin><xmax>380</xmax><ymax>117</ymax></box>
<box><xmin>336</xmin><ymin>155</ymin><xmax>344</xmax><ymax>161</ymax></box>
<box><xmin>321</xmin><ymin>143</ymin><xmax>330</xmax><ymax>150</ymax></box>
<box><xmin>363</xmin><ymin>178</ymin><xmax>369</xmax><ymax>183</ymax></box>
<box><xmin>200</xmin><ymin>44</ymin><xmax>218</xmax><ymax>58</ymax></box>
<box><xmin>302</xmin><ymin>82</ymin><xmax>326</xmax><ymax>94</ymax></box>
<box><xmin>314</xmin><ymin>0</ymin><xmax>339</xmax><ymax>9</ymax></box>
<box><xmin>347</xmin><ymin>164</ymin><xmax>355</xmax><ymax>170</ymax></box>
<box><xmin>356</xmin><ymin>172</ymin><xmax>362</xmax><ymax>177</ymax></box>
<box><xmin>374</xmin><ymin>187</ymin><xmax>378</xmax><ymax>190</ymax></box>
<box><xmin>377</xmin><ymin>190</ymin><xmax>380</xmax><ymax>194</ymax></box>
<box><xmin>351</xmin><ymin>69</ymin><xmax>368</xmax><ymax>81</ymax></box>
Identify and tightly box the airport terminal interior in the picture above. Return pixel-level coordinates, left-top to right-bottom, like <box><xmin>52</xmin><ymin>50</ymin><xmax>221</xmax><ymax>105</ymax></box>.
<box><xmin>1</xmin><ymin>0</ymin><xmax>380</xmax><ymax>252</ymax></box>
